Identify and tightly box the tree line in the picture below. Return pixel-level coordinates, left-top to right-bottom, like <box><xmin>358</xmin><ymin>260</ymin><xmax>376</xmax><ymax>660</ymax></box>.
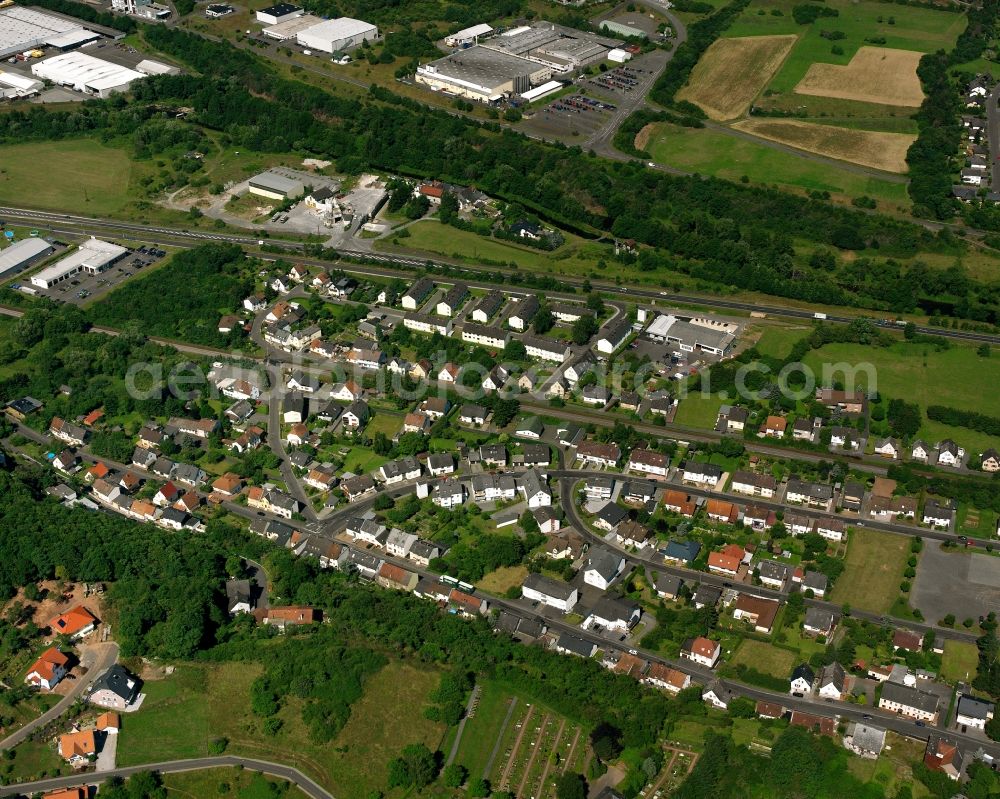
<box><xmin>927</xmin><ymin>404</ymin><xmax>1000</xmax><ymax>438</ymax></box>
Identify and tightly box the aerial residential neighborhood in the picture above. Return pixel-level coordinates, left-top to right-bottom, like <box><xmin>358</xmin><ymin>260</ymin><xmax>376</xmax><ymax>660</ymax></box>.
<box><xmin>3</xmin><ymin>0</ymin><xmax>1000</xmax><ymax>796</ymax></box>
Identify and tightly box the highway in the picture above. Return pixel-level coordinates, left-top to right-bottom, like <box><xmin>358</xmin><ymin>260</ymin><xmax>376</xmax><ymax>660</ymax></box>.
<box><xmin>2</xmin><ymin>205</ymin><xmax>999</xmax><ymax>345</ymax></box>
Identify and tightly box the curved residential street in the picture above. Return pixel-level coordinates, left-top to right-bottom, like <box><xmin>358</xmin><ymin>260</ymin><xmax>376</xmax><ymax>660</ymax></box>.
<box><xmin>0</xmin><ymin>643</ymin><xmax>119</xmax><ymax>751</ymax></box>
<box><xmin>0</xmin><ymin>756</ymin><xmax>334</xmax><ymax>799</ymax></box>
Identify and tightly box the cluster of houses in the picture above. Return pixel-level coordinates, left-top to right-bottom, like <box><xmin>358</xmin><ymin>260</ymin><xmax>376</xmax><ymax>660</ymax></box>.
<box><xmin>953</xmin><ymin>76</ymin><xmax>999</xmax><ymax>203</ymax></box>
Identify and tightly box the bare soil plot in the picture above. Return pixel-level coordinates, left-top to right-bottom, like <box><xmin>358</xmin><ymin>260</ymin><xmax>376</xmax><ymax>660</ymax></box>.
<box><xmin>732</xmin><ymin>118</ymin><xmax>916</xmax><ymax>173</ymax></box>
<box><xmin>677</xmin><ymin>35</ymin><xmax>798</xmax><ymax>120</ymax></box>
<box><xmin>794</xmin><ymin>47</ymin><xmax>924</xmax><ymax>107</ymax></box>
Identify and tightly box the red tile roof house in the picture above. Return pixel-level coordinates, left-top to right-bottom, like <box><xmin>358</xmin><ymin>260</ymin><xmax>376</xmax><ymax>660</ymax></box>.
<box><xmin>24</xmin><ymin>647</ymin><xmax>71</xmax><ymax>690</ymax></box>
<box><xmin>49</xmin><ymin>606</ymin><xmax>99</xmax><ymax>640</ymax></box>
<box><xmin>264</xmin><ymin>606</ymin><xmax>320</xmax><ymax>630</ymax></box>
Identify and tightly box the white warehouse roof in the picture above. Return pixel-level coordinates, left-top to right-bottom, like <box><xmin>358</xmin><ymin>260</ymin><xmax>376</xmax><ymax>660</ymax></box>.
<box><xmin>32</xmin><ymin>238</ymin><xmax>127</xmax><ymax>287</ymax></box>
<box><xmin>0</xmin><ymin>6</ymin><xmax>88</xmax><ymax>58</ymax></box>
<box><xmin>0</xmin><ymin>71</ymin><xmax>43</xmax><ymax>92</ymax></box>
<box><xmin>136</xmin><ymin>59</ymin><xmax>179</xmax><ymax>76</ymax></box>
<box><xmin>448</xmin><ymin>23</ymin><xmax>493</xmax><ymax>41</ymax></box>
<box><xmin>46</xmin><ymin>28</ymin><xmax>100</xmax><ymax>49</ymax></box>
<box><xmin>298</xmin><ymin>17</ymin><xmax>375</xmax><ymax>42</ymax></box>
<box><xmin>31</xmin><ymin>52</ymin><xmax>145</xmax><ymax>96</ymax></box>
<box><xmin>0</xmin><ymin>238</ymin><xmax>54</xmax><ymax>279</ymax></box>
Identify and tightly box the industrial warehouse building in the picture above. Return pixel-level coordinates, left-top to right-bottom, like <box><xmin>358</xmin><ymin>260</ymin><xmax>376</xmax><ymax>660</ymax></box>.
<box><xmin>31</xmin><ymin>52</ymin><xmax>146</xmax><ymax>99</ymax></box>
<box><xmin>31</xmin><ymin>238</ymin><xmax>128</xmax><ymax>289</ymax></box>
<box><xmin>296</xmin><ymin>18</ymin><xmax>378</xmax><ymax>53</ymax></box>
<box><xmin>481</xmin><ymin>22</ymin><xmax>616</xmax><ymax>73</ymax></box>
<box><xmin>247</xmin><ymin>170</ymin><xmax>307</xmax><ymax>201</ymax></box>
<box><xmin>445</xmin><ymin>23</ymin><xmax>493</xmax><ymax>48</ymax></box>
<box><xmin>261</xmin><ymin>13</ymin><xmax>323</xmax><ymax>40</ymax></box>
<box><xmin>135</xmin><ymin>59</ymin><xmax>180</xmax><ymax>76</ymax></box>
<box><xmin>0</xmin><ymin>71</ymin><xmax>43</xmax><ymax>101</ymax></box>
<box><xmin>0</xmin><ymin>6</ymin><xmax>102</xmax><ymax>59</ymax></box>
<box><xmin>0</xmin><ymin>238</ymin><xmax>55</xmax><ymax>280</ymax></box>
<box><xmin>645</xmin><ymin>314</ymin><xmax>738</xmax><ymax>356</ymax></box>
<box><xmin>256</xmin><ymin>3</ymin><xmax>303</xmax><ymax>25</ymax></box>
<box><xmin>416</xmin><ymin>46</ymin><xmax>551</xmax><ymax>102</ymax></box>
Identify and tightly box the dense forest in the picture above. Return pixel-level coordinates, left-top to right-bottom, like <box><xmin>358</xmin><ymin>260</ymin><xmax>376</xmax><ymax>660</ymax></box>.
<box><xmin>1</xmin><ymin>18</ymin><xmax>999</xmax><ymax>322</ymax></box>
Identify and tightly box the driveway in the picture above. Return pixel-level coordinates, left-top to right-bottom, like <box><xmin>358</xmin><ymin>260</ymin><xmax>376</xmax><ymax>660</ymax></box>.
<box><xmin>0</xmin><ymin>642</ymin><xmax>118</xmax><ymax>750</ymax></box>
<box><xmin>95</xmin><ymin>731</ymin><xmax>118</xmax><ymax>772</ymax></box>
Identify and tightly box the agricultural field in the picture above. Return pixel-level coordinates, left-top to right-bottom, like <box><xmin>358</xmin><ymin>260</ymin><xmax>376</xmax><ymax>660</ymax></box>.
<box><xmin>676</xmin><ymin>35</ymin><xmax>797</xmax><ymax>120</ymax></box>
<box><xmin>452</xmin><ymin>684</ymin><xmax>588</xmax><ymax>799</ymax></box>
<box><xmin>117</xmin><ymin>659</ymin><xmax>446</xmax><ymax>797</ymax></box>
<box><xmin>829</xmin><ymin>530</ymin><xmax>909</xmax><ymax>613</ymax></box>
<box><xmin>642</xmin><ymin>123</ymin><xmax>911</xmax><ymax>209</ymax></box>
<box><xmin>724</xmin><ymin>0</ymin><xmax>965</xmax><ymax>102</ymax></box>
<box><xmin>732</xmin><ymin>118</ymin><xmax>914</xmax><ymax>173</ymax></box>
<box><xmin>794</xmin><ymin>47</ymin><xmax>924</xmax><ymax>108</ymax></box>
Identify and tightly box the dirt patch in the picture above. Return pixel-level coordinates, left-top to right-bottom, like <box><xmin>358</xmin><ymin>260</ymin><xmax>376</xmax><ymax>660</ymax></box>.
<box><xmin>794</xmin><ymin>47</ymin><xmax>924</xmax><ymax>107</ymax></box>
<box><xmin>2</xmin><ymin>581</ymin><xmax>103</xmax><ymax>632</ymax></box>
<box><xmin>634</xmin><ymin>122</ymin><xmax>656</xmax><ymax>152</ymax></box>
<box><xmin>677</xmin><ymin>35</ymin><xmax>798</xmax><ymax>120</ymax></box>
<box><xmin>733</xmin><ymin>118</ymin><xmax>916</xmax><ymax>173</ymax></box>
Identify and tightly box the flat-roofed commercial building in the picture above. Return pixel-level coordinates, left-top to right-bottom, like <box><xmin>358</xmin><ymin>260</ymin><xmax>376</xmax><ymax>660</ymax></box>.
<box><xmin>0</xmin><ymin>238</ymin><xmax>54</xmax><ymax>280</ymax></box>
<box><xmin>0</xmin><ymin>7</ymin><xmax>97</xmax><ymax>59</ymax></box>
<box><xmin>416</xmin><ymin>46</ymin><xmax>550</xmax><ymax>102</ymax></box>
<box><xmin>247</xmin><ymin>170</ymin><xmax>305</xmax><ymax>200</ymax></box>
<box><xmin>645</xmin><ymin>314</ymin><xmax>738</xmax><ymax>356</ymax></box>
<box><xmin>256</xmin><ymin>3</ymin><xmax>303</xmax><ymax>25</ymax></box>
<box><xmin>261</xmin><ymin>13</ymin><xmax>322</xmax><ymax>40</ymax></box>
<box><xmin>297</xmin><ymin>18</ymin><xmax>378</xmax><ymax>53</ymax></box>
<box><xmin>31</xmin><ymin>52</ymin><xmax>145</xmax><ymax>99</ymax></box>
<box><xmin>445</xmin><ymin>23</ymin><xmax>493</xmax><ymax>48</ymax></box>
<box><xmin>31</xmin><ymin>238</ymin><xmax>128</xmax><ymax>289</ymax></box>
<box><xmin>0</xmin><ymin>71</ymin><xmax>43</xmax><ymax>100</ymax></box>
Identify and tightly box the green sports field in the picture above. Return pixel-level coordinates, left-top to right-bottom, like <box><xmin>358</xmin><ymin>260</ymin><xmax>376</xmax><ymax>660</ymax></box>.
<box><xmin>644</xmin><ymin>123</ymin><xmax>910</xmax><ymax>208</ymax></box>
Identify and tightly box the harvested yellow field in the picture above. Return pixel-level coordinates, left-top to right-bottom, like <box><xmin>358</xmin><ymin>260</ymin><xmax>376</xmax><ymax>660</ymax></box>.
<box><xmin>733</xmin><ymin>118</ymin><xmax>915</xmax><ymax>173</ymax></box>
<box><xmin>677</xmin><ymin>34</ymin><xmax>797</xmax><ymax>120</ymax></box>
<box><xmin>794</xmin><ymin>47</ymin><xmax>924</xmax><ymax>107</ymax></box>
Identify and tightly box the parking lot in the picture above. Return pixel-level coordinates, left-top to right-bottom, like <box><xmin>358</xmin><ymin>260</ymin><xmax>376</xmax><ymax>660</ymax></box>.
<box><xmin>912</xmin><ymin>543</ymin><xmax>1000</xmax><ymax>622</ymax></box>
<box><xmin>586</xmin><ymin>65</ymin><xmax>650</xmax><ymax>96</ymax></box>
<box><xmin>18</xmin><ymin>245</ymin><xmax>166</xmax><ymax>306</ymax></box>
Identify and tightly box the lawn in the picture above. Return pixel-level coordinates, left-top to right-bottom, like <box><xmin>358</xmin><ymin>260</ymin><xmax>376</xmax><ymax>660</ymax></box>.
<box><xmin>846</xmin><ymin>732</ymin><xmax>931</xmax><ymax>798</ymax></box>
<box><xmin>365</xmin><ymin>412</ymin><xmax>404</xmax><ymax>439</ymax></box>
<box><xmin>117</xmin><ymin>658</ymin><xmax>446</xmax><ymax>797</ymax></box>
<box><xmin>340</xmin><ymin>445</ymin><xmax>388</xmax><ymax>474</ymax></box>
<box><xmin>6</xmin><ymin>738</ymin><xmax>66</xmax><ymax>783</ymax></box>
<box><xmin>163</xmin><ymin>768</ymin><xmax>310</xmax><ymax>799</ymax></box>
<box><xmin>941</xmin><ymin>640</ymin><xmax>979</xmax><ymax>683</ymax></box>
<box><xmin>751</xmin><ymin>322</ymin><xmax>811</xmax><ymax>360</ymax></box>
<box><xmin>731</xmin><ymin>639</ymin><xmax>795</xmax><ymax>677</ymax></box>
<box><xmin>674</xmin><ymin>394</ymin><xmax>726</xmax><ymax>430</ymax></box>
<box><xmin>644</xmin><ymin>123</ymin><xmax>910</xmax><ymax>210</ymax></box>
<box><xmin>0</xmin><ymin>139</ymin><xmax>154</xmax><ymax>216</ymax></box>
<box><xmin>830</xmin><ymin>530</ymin><xmax>909</xmax><ymax>612</ymax></box>
<box><xmin>451</xmin><ymin>680</ymin><xmax>516</xmax><ymax>779</ymax></box>
<box><xmin>957</xmin><ymin>505</ymin><xmax>999</xmax><ymax>538</ymax></box>
<box><xmin>477</xmin><ymin>565</ymin><xmax>529</xmax><ymax>594</ymax></box>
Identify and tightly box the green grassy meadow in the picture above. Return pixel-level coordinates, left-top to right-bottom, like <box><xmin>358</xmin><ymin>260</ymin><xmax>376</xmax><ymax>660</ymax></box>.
<box><xmin>940</xmin><ymin>640</ymin><xmax>979</xmax><ymax>683</ymax></box>
<box><xmin>830</xmin><ymin>530</ymin><xmax>909</xmax><ymax>612</ymax></box>
<box><xmin>644</xmin><ymin>123</ymin><xmax>910</xmax><ymax>209</ymax></box>
<box><xmin>0</xmin><ymin>139</ymin><xmax>155</xmax><ymax>216</ymax></box>
<box><xmin>117</xmin><ymin>659</ymin><xmax>446</xmax><ymax>797</ymax></box>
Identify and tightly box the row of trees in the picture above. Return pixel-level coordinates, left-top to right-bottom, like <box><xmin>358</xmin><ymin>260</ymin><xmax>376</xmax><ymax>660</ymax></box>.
<box><xmin>927</xmin><ymin>404</ymin><xmax>1000</xmax><ymax>437</ymax></box>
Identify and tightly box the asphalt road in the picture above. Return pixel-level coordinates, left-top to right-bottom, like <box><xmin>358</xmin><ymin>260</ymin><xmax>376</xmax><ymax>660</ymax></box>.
<box><xmin>0</xmin><ymin>756</ymin><xmax>334</xmax><ymax>799</ymax></box>
<box><xmin>0</xmin><ymin>643</ymin><xmax>119</xmax><ymax>751</ymax></box>
<box><xmin>988</xmin><ymin>82</ymin><xmax>1000</xmax><ymax>191</ymax></box>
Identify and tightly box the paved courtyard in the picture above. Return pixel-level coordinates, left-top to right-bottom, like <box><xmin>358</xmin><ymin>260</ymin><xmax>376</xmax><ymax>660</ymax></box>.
<box><xmin>912</xmin><ymin>543</ymin><xmax>1000</xmax><ymax>621</ymax></box>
